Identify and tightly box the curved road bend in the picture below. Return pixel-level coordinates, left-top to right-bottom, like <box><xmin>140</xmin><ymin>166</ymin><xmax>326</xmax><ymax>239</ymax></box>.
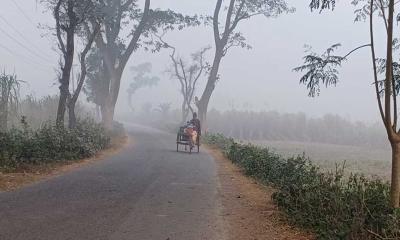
<box><xmin>0</xmin><ymin>124</ymin><xmax>226</xmax><ymax>240</ymax></box>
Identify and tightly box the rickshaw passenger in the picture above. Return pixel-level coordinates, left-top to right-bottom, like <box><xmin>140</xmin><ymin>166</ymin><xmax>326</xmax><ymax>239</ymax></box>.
<box><xmin>184</xmin><ymin>112</ymin><xmax>201</xmax><ymax>148</ymax></box>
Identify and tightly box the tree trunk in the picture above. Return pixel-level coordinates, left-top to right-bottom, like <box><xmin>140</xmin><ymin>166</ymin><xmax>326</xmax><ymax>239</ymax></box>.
<box><xmin>198</xmin><ymin>48</ymin><xmax>223</xmax><ymax>131</ymax></box>
<box><xmin>66</xmin><ymin>23</ymin><xmax>98</xmax><ymax>129</ymax></box>
<box><xmin>101</xmin><ymin>102</ymin><xmax>115</xmax><ymax>130</ymax></box>
<box><xmin>197</xmin><ymin>100</ymin><xmax>208</xmax><ymax>133</ymax></box>
<box><xmin>68</xmin><ymin>102</ymin><xmax>77</xmax><ymax>129</ymax></box>
<box><xmin>56</xmin><ymin>90</ymin><xmax>69</xmax><ymax>126</ymax></box>
<box><xmin>56</xmin><ymin>27</ymin><xmax>74</xmax><ymax>126</ymax></box>
<box><xmin>181</xmin><ymin>99</ymin><xmax>189</xmax><ymax>124</ymax></box>
<box><xmin>391</xmin><ymin>141</ymin><xmax>400</xmax><ymax>208</ymax></box>
<box><xmin>102</xmin><ymin>81</ymin><xmax>120</xmax><ymax>130</ymax></box>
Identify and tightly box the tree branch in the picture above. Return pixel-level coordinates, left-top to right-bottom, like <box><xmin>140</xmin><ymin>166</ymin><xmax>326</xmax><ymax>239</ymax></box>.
<box><xmin>71</xmin><ymin>23</ymin><xmax>100</xmax><ymax>104</ymax></box>
<box><xmin>229</xmin><ymin>0</ymin><xmax>246</xmax><ymax>33</ymax></box>
<box><xmin>343</xmin><ymin>44</ymin><xmax>371</xmax><ymax>59</ymax></box>
<box><xmin>223</xmin><ymin>0</ymin><xmax>236</xmax><ymax>39</ymax></box>
<box><xmin>384</xmin><ymin>0</ymin><xmax>394</xmax><ymax>133</ymax></box>
<box><xmin>213</xmin><ymin>0</ymin><xmax>223</xmax><ymax>46</ymax></box>
<box><xmin>119</xmin><ymin>0</ymin><xmax>151</xmax><ymax>72</ymax></box>
<box><xmin>378</xmin><ymin>0</ymin><xmax>389</xmax><ymax>32</ymax></box>
<box><xmin>370</xmin><ymin>0</ymin><xmax>387</xmax><ymax>128</ymax></box>
<box><xmin>55</xmin><ymin>0</ymin><xmax>66</xmax><ymax>56</ymax></box>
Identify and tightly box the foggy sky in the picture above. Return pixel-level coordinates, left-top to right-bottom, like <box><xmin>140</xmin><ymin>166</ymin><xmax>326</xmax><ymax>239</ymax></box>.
<box><xmin>0</xmin><ymin>0</ymin><xmax>388</xmax><ymax>123</ymax></box>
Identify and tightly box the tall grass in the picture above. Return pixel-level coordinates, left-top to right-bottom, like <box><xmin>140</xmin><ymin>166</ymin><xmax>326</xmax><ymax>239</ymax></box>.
<box><xmin>8</xmin><ymin>94</ymin><xmax>95</xmax><ymax>129</ymax></box>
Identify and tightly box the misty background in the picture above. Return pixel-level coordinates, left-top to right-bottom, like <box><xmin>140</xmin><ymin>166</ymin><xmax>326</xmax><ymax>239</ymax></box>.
<box><xmin>0</xmin><ymin>0</ymin><xmax>386</xmax><ymax>124</ymax></box>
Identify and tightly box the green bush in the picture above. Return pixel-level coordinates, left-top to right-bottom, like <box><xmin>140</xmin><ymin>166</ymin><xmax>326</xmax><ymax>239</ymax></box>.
<box><xmin>0</xmin><ymin>118</ymin><xmax>110</xmax><ymax>171</ymax></box>
<box><xmin>204</xmin><ymin>133</ymin><xmax>400</xmax><ymax>240</ymax></box>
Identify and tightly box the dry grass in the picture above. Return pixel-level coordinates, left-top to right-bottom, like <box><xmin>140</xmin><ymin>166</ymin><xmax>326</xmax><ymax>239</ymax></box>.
<box><xmin>250</xmin><ymin>140</ymin><xmax>391</xmax><ymax>179</ymax></box>
<box><xmin>0</xmin><ymin>136</ymin><xmax>129</xmax><ymax>192</ymax></box>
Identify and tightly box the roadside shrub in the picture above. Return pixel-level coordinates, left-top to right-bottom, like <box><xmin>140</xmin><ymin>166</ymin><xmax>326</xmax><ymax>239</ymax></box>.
<box><xmin>0</xmin><ymin>118</ymin><xmax>110</xmax><ymax>171</ymax></box>
<box><xmin>205</xmin><ymin>133</ymin><xmax>400</xmax><ymax>240</ymax></box>
<box><xmin>203</xmin><ymin>133</ymin><xmax>235</xmax><ymax>152</ymax></box>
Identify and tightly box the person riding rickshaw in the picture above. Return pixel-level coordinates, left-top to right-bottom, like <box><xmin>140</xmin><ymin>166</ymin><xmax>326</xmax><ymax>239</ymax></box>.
<box><xmin>184</xmin><ymin>112</ymin><xmax>201</xmax><ymax>149</ymax></box>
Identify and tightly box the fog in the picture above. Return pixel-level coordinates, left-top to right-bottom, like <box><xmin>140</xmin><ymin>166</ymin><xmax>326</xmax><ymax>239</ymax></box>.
<box><xmin>0</xmin><ymin>0</ymin><xmax>386</xmax><ymax>123</ymax></box>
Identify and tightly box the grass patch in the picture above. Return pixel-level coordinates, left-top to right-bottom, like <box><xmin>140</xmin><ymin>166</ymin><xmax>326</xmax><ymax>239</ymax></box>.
<box><xmin>251</xmin><ymin>140</ymin><xmax>391</xmax><ymax>179</ymax></box>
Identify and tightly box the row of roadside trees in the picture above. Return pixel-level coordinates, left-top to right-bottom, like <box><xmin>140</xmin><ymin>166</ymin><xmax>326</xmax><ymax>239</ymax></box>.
<box><xmin>9</xmin><ymin>0</ymin><xmax>397</xmax><ymax>208</ymax></box>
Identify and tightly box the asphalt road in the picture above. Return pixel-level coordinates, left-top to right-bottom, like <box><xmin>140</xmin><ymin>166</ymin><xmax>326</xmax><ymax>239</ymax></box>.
<box><xmin>0</xmin><ymin>124</ymin><xmax>225</xmax><ymax>240</ymax></box>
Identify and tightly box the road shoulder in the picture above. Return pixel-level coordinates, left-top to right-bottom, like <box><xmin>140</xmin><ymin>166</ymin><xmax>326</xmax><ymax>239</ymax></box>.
<box><xmin>207</xmin><ymin>146</ymin><xmax>313</xmax><ymax>240</ymax></box>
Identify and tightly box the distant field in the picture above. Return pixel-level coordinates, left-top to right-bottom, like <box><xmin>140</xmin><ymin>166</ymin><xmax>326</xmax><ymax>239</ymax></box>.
<box><xmin>249</xmin><ymin>140</ymin><xmax>392</xmax><ymax>180</ymax></box>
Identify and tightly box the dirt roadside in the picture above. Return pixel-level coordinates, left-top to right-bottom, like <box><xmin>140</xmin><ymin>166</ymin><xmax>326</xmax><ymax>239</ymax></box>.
<box><xmin>0</xmin><ymin>136</ymin><xmax>129</xmax><ymax>192</ymax></box>
<box><xmin>207</xmin><ymin>146</ymin><xmax>314</xmax><ymax>240</ymax></box>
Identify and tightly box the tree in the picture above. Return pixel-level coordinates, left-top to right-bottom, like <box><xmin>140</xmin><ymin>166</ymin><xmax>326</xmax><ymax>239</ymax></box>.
<box><xmin>295</xmin><ymin>0</ymin><xmax>400</xmax><ymax>207</ymax></box>
<box><xmin>86</xmin><ymin>0</ymin><xmax>199</xmax><ymax>129</ymax></box>
<box><xmin>155</xmin><ymin>102</ymin><xmax>172</xmax><ymax>119</ymax></box>
<box><xmin>195</xmin><ymin>0</ymin><xmax>293</xmax><ymax>130</ymax></box>
<box><xmin>67</xmin><ymin>23</ymin><xmax>100</xmax><ymax>128</ymax></box>
<box><xmin>158</xmin><ymin>34</ymin><xmax>209</xmax><ymax>123</ymax></box>
<box><xmin>127</xmin><ymin>62</ymin><xmax>160</xmax><ymax>112</ymax></box>
<box><xmin>46</xmin><ymin>0</ymin><xmax>99</xmax><ymax>126</ymax></box>
<box><xmin>0</xmin><ymin>72</ymin><xmax>20</xmax><ymax>132</ymax></box>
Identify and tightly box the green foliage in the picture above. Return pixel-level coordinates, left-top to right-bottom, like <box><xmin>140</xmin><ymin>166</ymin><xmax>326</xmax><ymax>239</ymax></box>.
<box><xmin>293</xmin><ymin>44</ymin><xmax>344</xmax><ymax>97</ymax></box>
<box><xmin>204</xmin><ymin>133</ymin><xmax>400</xmax><ymax>240</ymax></box>
<box><xmin>0</xmin><ymin>118</ymin><xmax>110</xmax><ymax>172</ymax></box>
<box><xmin>127</xmin><ymin>62</ymin><xmax>160</xmax><ymax>111</ymax></box>
<box><xmin>203</xmin><ymin>133</ymin><xmax>235</xmax><ymax>153</ymax></box>
<box><xmin>84</xmin><ymin>1</ymin><xmax>200</xmax><ymax>109</ymax></box>
<box><xmin>309</xmin><ymin>0</ymin><xmax>336</xmax><ymax>11</ymax></box>
<box><xmin>129</xmin><ymin>62</ymin><xmax>160</xmax><ymax>94</ymax></box>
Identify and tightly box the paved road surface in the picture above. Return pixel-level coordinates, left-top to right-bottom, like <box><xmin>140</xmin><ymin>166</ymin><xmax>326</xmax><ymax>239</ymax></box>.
<box><xmin>0</xmin><ymin>124</ymin><xmax>225</xmax><ymax>240</ymax></box>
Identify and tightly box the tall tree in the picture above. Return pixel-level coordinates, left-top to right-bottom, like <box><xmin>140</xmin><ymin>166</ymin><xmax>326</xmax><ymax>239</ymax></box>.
<box><xmin>67</xmin><ymin>23</ymin><xmax>100</xmax><ymax>128</ymax></box>
<box><xmin>127</xmin><ymin>62</ymin><xmax>160</xmax><ymax>112</ymax></box>
<box><xmin>295</xmin><ymin>0</ymin><xmax>400</xmax><ymax>207</ymax></box>
<box><xmin>196</xmin><ymin>0</ymin><xmax>293</xmax><ymax>130</ymax></box>
<box><xmin>47</xmin><ymin>0</ymin><xmax>99</xmax><ymax>126</ymax></box>
<box><xmin>158</xmin><ymin>34</ymin><xmax>210</xmax><ymax>123</ymax></box>
<box><xmin>172</xmin><ymin>47</ymin><xmax>209</xmax><ymax>124</ymax></box>
<box><xmin>86</xmin><ymin>0</ymin><xmax>199</xmax><ymax>129</ymax></box>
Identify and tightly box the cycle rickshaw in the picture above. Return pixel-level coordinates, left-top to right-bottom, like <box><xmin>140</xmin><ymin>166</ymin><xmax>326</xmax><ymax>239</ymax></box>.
<box><xmin>176</xmin><ymin>126</ymin><xmax>200</xmax><ymax>153</ymax></box>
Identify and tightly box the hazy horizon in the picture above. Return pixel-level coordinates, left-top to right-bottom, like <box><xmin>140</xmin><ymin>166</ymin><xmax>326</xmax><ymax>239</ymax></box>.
<box><xmin>0</xmin><ymin>0</ymin><xmax>387</xmax><ymax>124</ymax></box>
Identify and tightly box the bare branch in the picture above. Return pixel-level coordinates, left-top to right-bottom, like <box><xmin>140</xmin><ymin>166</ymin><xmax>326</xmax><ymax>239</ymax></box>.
<box><xmin>213</xmin><ymin>0</ymin><xmax>223</xmax><ymax>46</ymax></box>
<box><xmin>119</xmin><ymin>0</ymin><xmax>151</xmax><ymax>72</ymax></box>
<box><xmin>370</xmin><ymin>0</ymin><xmax>386</xmax><ymax>127</ymax></box>
<box><xmin>342</xmin><ymin>44</ymin><xmax>371</xmax><ymax>59</ymax></box>
<box><xmin>55</xmin><ymin>0</ymin><xmax>66</xmax><ymax>56</ymax></box>
<box><xmin>71</xmin><ymin>23</ymin><xmax>100</xmax><ymax>104</ymax></box>
<box><xmin>223</xmin><ymin>0</ymin><xmax>236</xmax><ymax>41</ymax></box>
